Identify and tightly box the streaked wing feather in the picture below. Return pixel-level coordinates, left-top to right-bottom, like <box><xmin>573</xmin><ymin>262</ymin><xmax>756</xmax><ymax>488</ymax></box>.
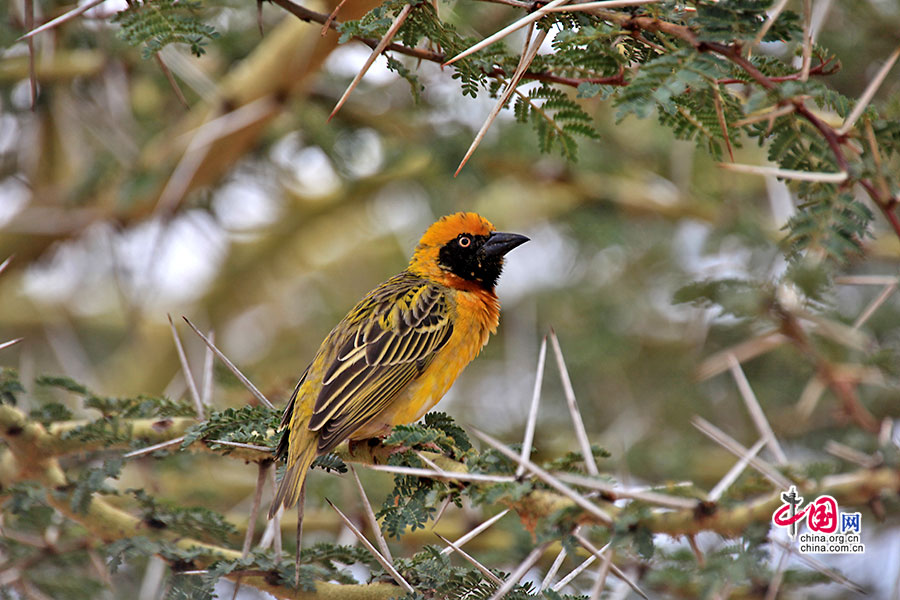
<box><xmin>316</xmin><ymin>363</ymin><xmax>419</xmax><ymax>452</ymax></box>
<box><xmin>308</xmin><ymin>274</ymin><xmax>453</xmax><ymax>447</ymax></box>
<box><xmin>275</xmin><ymin>365</ymin><xmax>309</xmax><ymax>459</ymax></box>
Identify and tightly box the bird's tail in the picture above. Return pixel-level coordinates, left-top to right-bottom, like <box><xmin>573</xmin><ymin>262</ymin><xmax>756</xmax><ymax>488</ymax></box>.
<box><xmin>269</xmin><ymin>430</ymin><xmax>317</xmax><ymax>519</ymax></box>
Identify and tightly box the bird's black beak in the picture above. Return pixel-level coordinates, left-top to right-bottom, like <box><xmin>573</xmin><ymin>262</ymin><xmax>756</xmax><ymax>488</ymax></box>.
<box><xmin>480</xmin><ymin>232</ymin><xmax>529</xmax><ymax>257</ymax></box>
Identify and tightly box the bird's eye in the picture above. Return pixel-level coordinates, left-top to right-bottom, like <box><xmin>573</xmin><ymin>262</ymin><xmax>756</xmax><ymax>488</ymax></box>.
<box><xmin>458</xmin><ymin>235</ymin><xmax>471</xmax><ymax>248</ymax></box>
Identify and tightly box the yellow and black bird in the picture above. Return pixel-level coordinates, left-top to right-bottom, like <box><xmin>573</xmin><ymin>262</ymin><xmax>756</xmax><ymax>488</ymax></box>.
<box><xmin>269</xmin><ymin>212</ymin><xmax>528</xmax><ymax>517</ymax></box>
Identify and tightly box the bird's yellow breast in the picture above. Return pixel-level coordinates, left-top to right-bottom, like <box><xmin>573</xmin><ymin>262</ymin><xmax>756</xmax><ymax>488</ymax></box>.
<box><xmin>348</xmin><ymin>287</ymin><xmax>500</xmax><ymax>438</ymax></box>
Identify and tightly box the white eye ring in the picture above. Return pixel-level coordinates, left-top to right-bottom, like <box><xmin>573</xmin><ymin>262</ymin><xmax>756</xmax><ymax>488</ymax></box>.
<box><xmin>458</xmin><ymin>236</ymin><xmax>471</xmax><ymax>247</ymax></box>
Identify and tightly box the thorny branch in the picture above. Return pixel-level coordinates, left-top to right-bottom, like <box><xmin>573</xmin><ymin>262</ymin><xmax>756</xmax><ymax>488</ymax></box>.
<box><xmin>267</xmin><ymin>0</ymin><xmax>624</xmax><ymax>88</ymax></box>
<box><xmin>268</xmin><ymin>0</ymin><xmax>899</xmax><ymax>429</ymax></box>
<box><xmin>271</xmin><ymin>0</ymin><xmax>899</xmax><ymax>237</ymax></box>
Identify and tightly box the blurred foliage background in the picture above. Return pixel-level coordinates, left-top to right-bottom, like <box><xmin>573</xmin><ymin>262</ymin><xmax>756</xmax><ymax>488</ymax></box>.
<box><xmin>1</xmin><ymin>0</ymin><xmax>900</xmax><ymax>598</ymax></box>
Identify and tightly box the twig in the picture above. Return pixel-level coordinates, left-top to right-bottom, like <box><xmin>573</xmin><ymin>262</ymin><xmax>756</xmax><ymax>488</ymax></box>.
<box><xmin>328</xmin><ymin>4</ymin><xmax>412</xmax><ymax>121</ymax></box>
<box><xmin>697</xmin><ymin>332</ymin><xmax>787</xmax><ymax>380</ymax></box>
<box><xmin>156</xmin><ymin>96</ymin><xmax>277</xmax><ymax>215</ymax></box>
<box><xmin>154</xmin><ymin>53</ymin><xmax>189</xmax><ymax>109</ymax></box>
<box><xmin>321</xmin><ymin>0</ymin><xmax>348</xmax><ymax>35</ymax></box>
<box><xmin>182</xmin><ymin>317</ymin><xmax>274</xmax><ymax>409</ymax></box>
<box><xmin>518</xmin><ymin>335</ymin><xmax>547</xmax><ymax>477</ymax></box>
<box><xmin>835</xmin><ymin>275</ymin><xmax>899</xmax><ymax>286</ymax></box>
<box><xmin>25</xmin><ymin>0</ymin><xmax>36</xmax><ymax>110</ymax></box>
<box><xmin>686</xmin><ymin>534</ymin><xmax>704</xmax><ymax>566</ymax></box>
<box><xmin>242</xmin><ymin>462</ymin><xmax>270</xmax><ymax>556</ymax></box>
<box><xmin>732</xmin><ymin>104</ymin><xmax>796</xmax><ymax>128</ymax></box>
<box><xmin>712</xmin><ymin>84</ymin><xmax>734</xmax><ymax>162</ymax></box>
<box><xmin>550</xmin><ymin>330</ymin><xmax>599</xmax><ymax>475</ymax></box>
<box><xmin>167</xmin><ymin>314</ymin><xmax>204</xmax><ymax>419</ymax></box>
<box><xmin>326</xmin><ymin>500</ymin><xmax>415</xmax><ymax>593</ymax></box>
<box><xmin>295</xmin><ymin>482</ymin><xmax>305</xmax><ymax>589</ymax></box>
<box><xmin>800</xmin><ymin>0</ymin><xmax>812</xmax><ymax>82</ymax></box>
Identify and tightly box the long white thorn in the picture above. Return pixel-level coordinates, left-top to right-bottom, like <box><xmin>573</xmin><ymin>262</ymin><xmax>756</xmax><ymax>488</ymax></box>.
<box><xmin>435</xmin><ymin>534</ymin><xmax>503</xmax><ymax>586</ymax></box>
<box><xmin>749</xmin><ymin>0</ymin><xmax>790</xmax><ymax>51</ymax></box>
<box><xmin>692</xmin><ymin>417</ymin><xmax>793</xmax><ymax>491</ymax></box>
<box><xmin>443</xmin><ymin>0</ymin><xmax>568</xmax><ymax>67</ymax></box>
<box><xmin>0</xmin><ymin>255</ymin><xmax>12</xmax><ymax>276</ymax></box>
<box><xmin>837</xmin><ymin>45</ymin><xmax>900</xmax><ymax>136</ymax></box>
<box><xmin>727</xmin><ymin>354</ymin><xmax>788</xmax><ymax>465</ymax></box>
<box><xmin>708</xmin><ymin>438</ymin><xmax>765</xmax><ymax>501</ymax></box>
<box><xmin>550</xmin><ymin>331</ymin><xmax>599</xmax><ymax>475</ymax></box>
<box><xmin>182</xmin><ymin>317</ymin><xmax>274</xmax><ymax>409</ymax></box>
<box><xmin>350</xmin><ymin>466</ymin><xmax>392</xmax><ymax>562</ymax></box>
<box><xmin>472</xmin><ymin>429</ymin><xmax>613</xmax><ymax>524</ymax></box>
<box><xmin>17</xmin><ymin>0</ymin><xmax>106</xmax><ymax>40</ymax></box>
<box><xmin>365</xmin><ymin>463</ymin><xmax>516</xmax><ymax>483</ymax></box>
<box><xmin>455</xmin><ymin>25</ymin><xmax>548</xmax><ymax>175</ymax></box>
<box><xmin>439</xmin><ymin>509</ymin><xmax>510</xmax><ymax>556</ymax></box>
<box><xmin>552</xmin><ymin>553</ymin><xmax>598</xmax><ymax>591</ymax></box>
<box><xmin>771</xmin><ymin>538</ymin><xmax>866</xmax><ymax>594</ymax></box>
<box><xmin>542</xmin><ymin>0</ymin><xmax>659</xmax><ymax>11</ymax></box>
<box><xmin>201</xmin><ymin>329</ymin><xmax>215</xmax><ymax>407</ymax></box>
<box><xmin>573</xmin><ymin>532</ymin><xmax>648</xmax><ymax>600</ymax></box>
<box><xmin>518</xmin><ymin>335</ymin><xmax>547</xmax><ymax>477</ymax></box>
<box><xmin>540</xmin><ymin>527</ymin><xmax>574</xmax><ymax>590</ymax></box>
<box><xmin>168</xmin><ymin>314</ymin><xmax>204</xmax><ymax>419</ymax></box>
<box><xmin>555</xmin><ymin>472</ymin><xmax>699</xmax><ymax>509</ymax></box>
<box><xmin>326</xmin><ymin>500</ymin><xmax>414</xmax><ymax>594</ymax></box>
<box><xmin>0</xmin><ymin>338</ymin><xmax>23</xmax><ymax>352</ymax></box>
<box><xmin>486</xmin><ymin>542</ymin><xmax>551</xmax><ymax>600</ymax></box>
<box><xmin>328</xmin><ymin>4</ymin><xmax>412</xmax><ymax>121</ymax></box>
<box><xmin>853</xmin><ymin>282</ymin><xmax>898</xmax><ymax>329</ymax></box>
<box><xmin>718</xmin><ymin>163</ymin><xmax>847</xmax><ymax>182</ymax></box>
<box><xmin>123</xmin><ymin>436</ymin><xmax>185</xmax><ymax>459</ymax></box>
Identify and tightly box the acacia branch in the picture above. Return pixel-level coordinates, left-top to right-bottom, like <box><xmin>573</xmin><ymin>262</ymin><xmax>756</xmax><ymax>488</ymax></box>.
<box><xmin>0</xmin><ymin>406</ymin><xmax>403</xmax><ymax>600</ymax></box>
<box><xmin>267</xmin><ymin>0</ymin><xmax>621</xmax><ymax>88</ymax></box>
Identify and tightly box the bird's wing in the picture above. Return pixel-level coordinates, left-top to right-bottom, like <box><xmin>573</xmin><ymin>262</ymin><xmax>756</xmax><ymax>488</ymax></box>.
<box><xmin>308</xmin><ymin>273</ymin><xmax>454</xmax><ymax>453</ymax></box>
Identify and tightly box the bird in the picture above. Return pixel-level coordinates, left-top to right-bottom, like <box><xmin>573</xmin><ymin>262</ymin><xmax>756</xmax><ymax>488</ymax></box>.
<box><xmin>269</xmin><ymin>212</ymin><xmax>528</xmax><ymax>517</ymax></box>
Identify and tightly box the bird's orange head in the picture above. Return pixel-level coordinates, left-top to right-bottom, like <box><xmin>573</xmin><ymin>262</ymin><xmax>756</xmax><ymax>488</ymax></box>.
<box><xmin>408</xmin><ymin>212</ymin><xmax>529</xmax><ymax>292</ymax></box>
